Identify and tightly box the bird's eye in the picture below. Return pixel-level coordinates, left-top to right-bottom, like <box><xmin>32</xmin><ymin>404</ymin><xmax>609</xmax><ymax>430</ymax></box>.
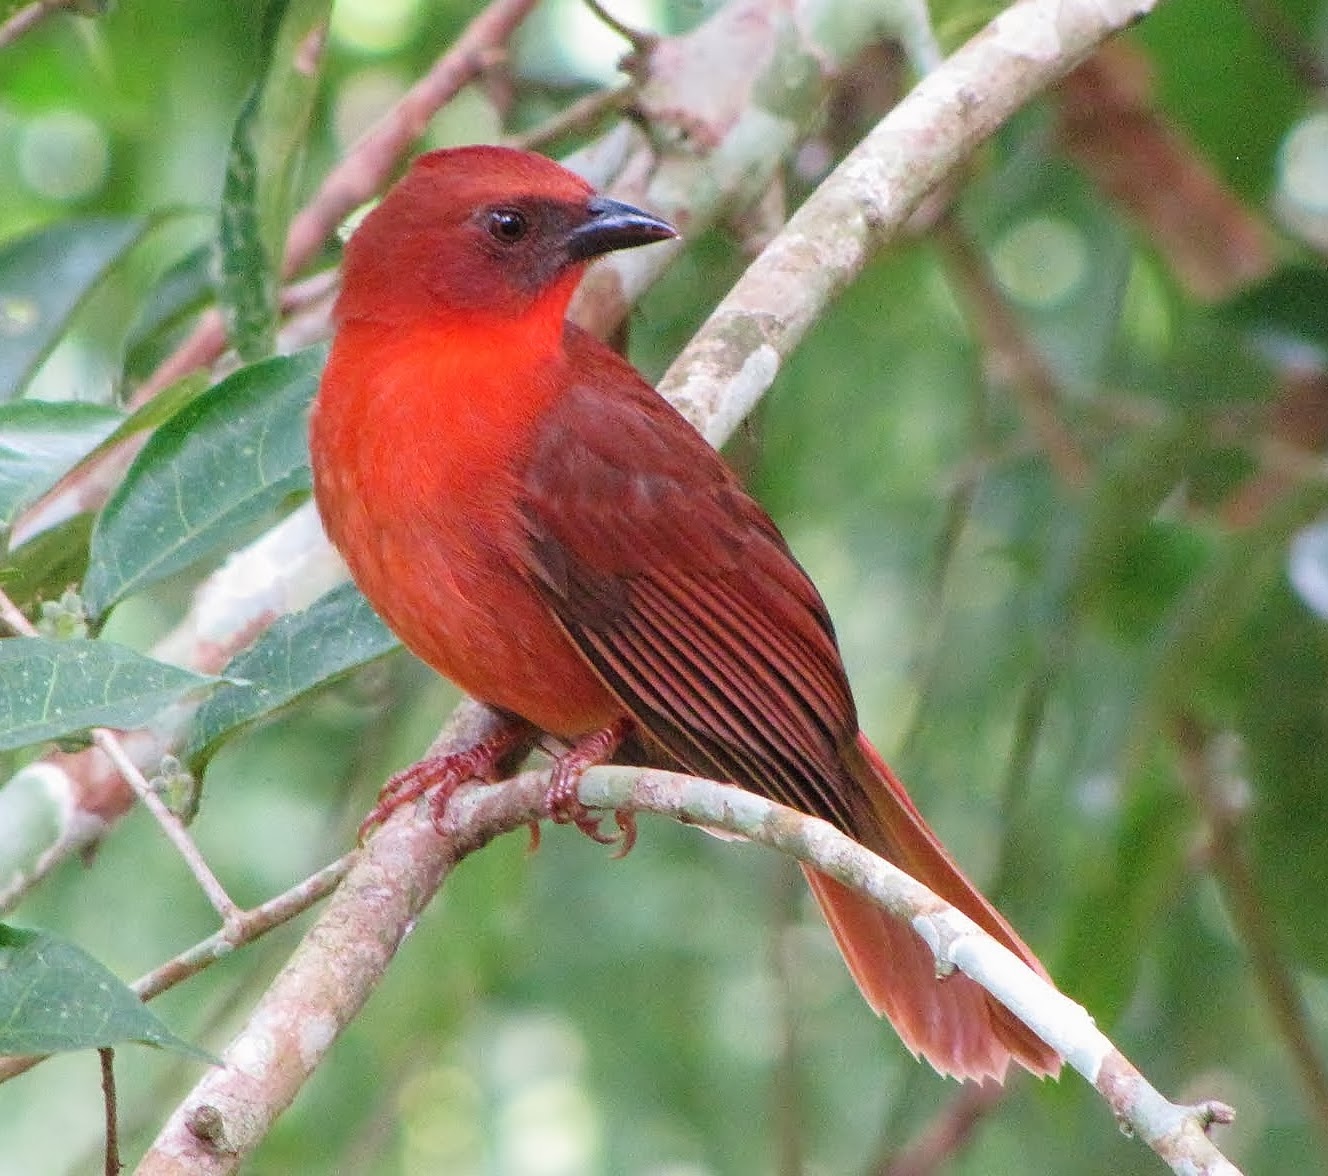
<box><xmin>486</xmin><ymin>208</ymin><xmax>528</xmax><ymax>244</ymax></box>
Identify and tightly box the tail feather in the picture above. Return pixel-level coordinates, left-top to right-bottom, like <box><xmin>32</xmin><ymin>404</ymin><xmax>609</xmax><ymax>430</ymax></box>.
<box><xmin>806</xmin><ymin>733</ymin><xmax>1060</xmax><ymax>1082</ymax></box>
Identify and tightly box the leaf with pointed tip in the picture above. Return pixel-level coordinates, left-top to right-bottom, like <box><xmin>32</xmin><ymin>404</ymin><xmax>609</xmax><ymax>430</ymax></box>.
<box><xmin>82</xmin><ymin>347</ymin><xmax>323</xmax><ymax>618</ymax></box>
<box><xmin>0</xmin><ymin>637</ymin><xmax>219</xmax><ymax>752</ymax></box>
<box><xmin>187</xmin><ymin>581</ymin><xmax>400</xmax><ymax>767</ymax></box>
<box><xmin>0</xmin><ymin>217</ymin><xmax>149</xmax><ymax>400</ymax></box>
<box><xmin>0</xmin><ymin>923</ymin><xmax>212</xmax><ymax>1059</ymax></box>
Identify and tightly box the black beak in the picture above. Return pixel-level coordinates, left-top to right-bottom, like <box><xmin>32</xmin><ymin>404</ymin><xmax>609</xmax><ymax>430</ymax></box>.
<box><xmin>566</xmin><ymin>196</ymin><xmax>678</xmax><ymax>261</ymax></box>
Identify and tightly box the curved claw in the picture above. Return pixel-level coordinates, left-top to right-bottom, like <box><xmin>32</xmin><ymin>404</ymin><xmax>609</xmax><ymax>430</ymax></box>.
<box><xmin>609</xmin><ymin>810</ymin><xmax>638</xmax><ymax>859</ymax></box>
<box><xmin>544</xmin><ymin>718</ymin><xmax>637</xmax><ymax>853</ymax></box>
<box><xmin>358</xmin><ymin>721</ymin><xmax>530</xmax><ymax>841</ymax></box>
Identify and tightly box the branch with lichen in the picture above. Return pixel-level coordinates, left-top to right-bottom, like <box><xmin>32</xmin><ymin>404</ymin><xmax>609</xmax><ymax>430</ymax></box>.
<box><xmin>655</xmin><ymin>0</ymin><xmax>1162</xmax><ymax>445</ymax></box>
<box><xmin>135</xmin><ymin>733</ymin><xmax>1241</xmax><ymax>1176</ymax></box>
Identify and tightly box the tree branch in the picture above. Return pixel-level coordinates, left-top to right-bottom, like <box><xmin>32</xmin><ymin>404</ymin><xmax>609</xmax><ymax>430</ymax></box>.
<box><xmin>137</xmin><ymin>749</ymin><xmax>1242</xmax><ymax>1175</ymax></box>
<box><xmin>875</xmin><ymin>1083</ymin><xmax>1006</xmax><ymax>1176</ymax></box>
<box><xmin>933</xmin><ymin>215</ymin><xmax>1092</xmax><ymax>489</ymax></box>
<box><xmin>1174</xmin><ymin>715</ymin><xmax>1328</xmax><ymax>1156</ymax></box>
<box><xmin>0</xmin><ymin>0</ymin><xmax>77</xmax><ymax>51</ymax></box>
<box><xmin>656</xmin><ymin>0</ymin><xmax>1163</xmax><ymax>448</ymax></box>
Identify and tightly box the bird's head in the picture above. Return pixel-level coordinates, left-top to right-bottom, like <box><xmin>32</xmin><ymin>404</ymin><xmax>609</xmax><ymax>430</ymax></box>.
<box><xmin>335</xmin><ymin>145</ymin><xmax>677</xmax><ymax>328</ymax></box>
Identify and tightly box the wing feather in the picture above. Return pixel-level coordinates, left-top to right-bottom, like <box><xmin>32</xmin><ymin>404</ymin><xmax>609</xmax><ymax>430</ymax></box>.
<box><xmin>516</xmin><ymin>335</ymin><xmax>868</xmax><ymax>838</ymax></box>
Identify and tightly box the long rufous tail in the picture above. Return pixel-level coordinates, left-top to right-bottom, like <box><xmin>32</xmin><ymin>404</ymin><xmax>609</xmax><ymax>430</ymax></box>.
<box><xmin>803</xmin><ymin>732</ymin><xmax>1061</xmax><ymax>1082</ymax></box>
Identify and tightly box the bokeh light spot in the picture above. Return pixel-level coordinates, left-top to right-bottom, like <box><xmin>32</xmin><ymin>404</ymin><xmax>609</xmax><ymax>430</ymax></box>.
<box><xmin>1290</xmin><ymin>517</ymin><xmax>1328</xmax><ymax>620</ymax></box>
<box><xmin>990</xmin><ymin>215</ymin><xmax>1088</xmax><ymax>309</ymax></box>
<box><xmin>18</xmin><ymin>111</ymin><xmax>110</xmax><ymax>202</ymax></box>
<box><xmin>1279</xmin><ymin>110</ymin><xmax>1328</xmax><ymax>217</ymax></box>
<box><xmin>330</xmin><ymin>0</ymin><xmax>421</xmax><ymax>54</ymax></box>
<box><xmin>0</xmin><ymin>295</ymin><xmax>40</xmax><ymax>337</ymax></box>
<box><xmin>1276</xmin><ymin>110</ymin><xmax>1328</xmax><ymax>248</ymax></box>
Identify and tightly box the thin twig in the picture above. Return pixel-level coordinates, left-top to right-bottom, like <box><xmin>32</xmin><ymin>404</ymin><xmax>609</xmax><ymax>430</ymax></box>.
<box><xmin>581</xmin><ymin>0</ymin><xmax>656</xmax><ymax>53</ymax></box>
<box><xmin>769</xmin><ymin>863</ymin><xmax>805</xmax><ymax>1176</ymax></box>
<box><xmin>506</xmin><ymin>84</ymin><xmax>635</xmax><ymax>152</ymax></box>
<box><xmin>1175</xmin><ymin>715</ymin><xmax>1328</xmax><ymax>1156</ymax></box>
<box><xmin>0</xmin><ymin>852</ymin><xmax>353</xmax><ymax>1086</ymax></box>
<box><xmin>133</xmin><ymin>851</ymin><xmax>354</xmax><ymax>1001</ymax></box>
<box><xmin>0</xmin><ymin>585</ymin><xmax>243</xmax><ymax>931</ymax></box>
<box><xmin>100</xmin><ymin>1047</ymin><xmax>122</xmax><ymax>1176</ymax></box>
<box><xmin>90</xmin><ymin>730</ymin><xmax>243</xmax><ymax>931</ymax></box>
<box><xmin>1235</xmin><ymin>0</ymin><xmax>1328</xmax><ymax>91</ymax></box>
<box><xmin>876</xmin><ymin>1083</ymin><xmax>1006</xmax><ymax>1176</ymax></box>
<box><xmin>934</xmin><ymin>215</ymin><xmax>1092</xmax><ymax>489</ymax></box>
<box><xmin>0</xmin><ymin>0</ymin><xmax>72</xmax><ymax>51</ymax></box>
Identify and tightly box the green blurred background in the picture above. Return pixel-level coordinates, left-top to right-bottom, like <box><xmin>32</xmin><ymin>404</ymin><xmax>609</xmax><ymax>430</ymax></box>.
<box><xmin>3</xmin><ymin>0</ymin><xmax>1328</xmax><ymax>1172</ymax></box>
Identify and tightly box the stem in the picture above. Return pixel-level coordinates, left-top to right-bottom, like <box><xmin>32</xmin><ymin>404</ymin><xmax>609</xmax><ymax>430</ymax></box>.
<box><xmin>100</xmin><ymin>1047</ymin><xmax>122</xmax><ymax>1176</ymax></box>
<box><xmin>90</xmin><ymin>730</ymin><xmax>243</xmax><ymax>931</ymax></box>
<box><xmin>875</xmin><ymin>1083</ymin><xmax>1005</xmax><ymax>1176</ymax></box>
<box><xmin>934</xmin><ymin>216</ymin><xmax>1090</xmax><ymax>489</ymax></box>
<box><xmin>0</xmin><ymin>587</ymin><xmax>242</xmax><ymax>927</ymax></box>
<box><xmin>0</xmin><ymin>0</ymin><xmax>72</xmax><ymax>51</ymax></box>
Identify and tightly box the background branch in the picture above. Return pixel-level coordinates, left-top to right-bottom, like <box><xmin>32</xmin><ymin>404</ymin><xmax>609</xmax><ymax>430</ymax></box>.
<box><xmin>0</xmin><ymin>0</ymin><xmax>77</xmax><ymax>51</ymax></box>
<box><xmin>11</xmin><ymin>0</ymin><xmax>544</xmax><ymax>546</ymax></box>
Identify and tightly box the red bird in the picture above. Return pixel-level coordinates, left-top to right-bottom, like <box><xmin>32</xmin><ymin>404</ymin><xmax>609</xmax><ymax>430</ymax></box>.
<box><xmin>310</xmin><ymin>145</ymin><xmax>1059</xmax><ymax>1082</ymax></box>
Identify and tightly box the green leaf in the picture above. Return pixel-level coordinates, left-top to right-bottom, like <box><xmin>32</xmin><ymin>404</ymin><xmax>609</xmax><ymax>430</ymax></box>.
<box><xmin>0</xmin><ymin>401</ymin><xmax>124</xmax><ymax>532</ymax></box>
<box><xmin>0</xmin><ymin>637</ymin><xmax>219</xmax><ymax>752</ymax></box>
<box><xmin>9</xmin><ymin>374</ymin><xmax>212</xmax><ymax>553</ymax></box>
<box><xmin>0</xmin><ymin>217</ymin><xmax>149</xmax><ymax>401</ymax></box>
<box><xmin>72</xmin><ymin>372</ymin><xmax>212</xmax><ymax>481</ymax></box>
<box><xmin>83</xmin><ymin>347</ymin><xmax>324</xmax><ymax>617</ymax></box>
<box><xmin>0</xmin><ymin>514</ymin><xmax>94</xmax><ymax>613</ymax></box>
<box><xmin>1222</xmin><ymin>265</ymin><xmax>1328</xmax><ymax>356</ymax></box>
<box><xmin>187</xmin><ymin>581</ymin><xmax>400</xmax><ymax>767</ymax></box>
<box><xmin>0</xmin><ymin>923</ymin><xmax>211</xmax><ymax>1059</ymax></box>
<box><xmin>217</xmin><ymin>0</ymin><xmax>330</xmax><ymax>361</ymax></box>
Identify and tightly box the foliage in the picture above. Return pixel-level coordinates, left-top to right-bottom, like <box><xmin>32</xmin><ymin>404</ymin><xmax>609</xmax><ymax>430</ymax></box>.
<box><xmin>1</xmin><ymin>0</ymin><xmax>1327</xmax><ymax>1173</ymax></box>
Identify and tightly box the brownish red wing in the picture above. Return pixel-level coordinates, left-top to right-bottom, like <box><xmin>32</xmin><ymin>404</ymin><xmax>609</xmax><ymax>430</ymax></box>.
<box><xmin>516</xmin><ymin>331</ymin><xmax>869</xmax><ymax>837</ymax></box>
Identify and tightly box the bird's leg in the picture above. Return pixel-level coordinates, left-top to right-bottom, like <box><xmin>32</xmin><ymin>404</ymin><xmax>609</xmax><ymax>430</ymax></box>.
<box><xmin>358</xmin><ymin>719</ymin><xmax>533</xmax><ymax>842</ymax></box>
<box><xmin>546</xmin><ymin>717</ymin><xmax>637</xmax><ymax>854</ymax></box>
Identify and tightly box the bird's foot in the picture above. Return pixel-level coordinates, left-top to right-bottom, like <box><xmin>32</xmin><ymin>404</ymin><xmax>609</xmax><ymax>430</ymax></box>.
<box><xmin>546</xmin><ymin>718</ymin><xmax>637</xmax><ymax>856</ymax></box>
<box><xmin>358</xmin><ymin>721</ymin><xmax>531</xmax><ymax>842</ymax></box>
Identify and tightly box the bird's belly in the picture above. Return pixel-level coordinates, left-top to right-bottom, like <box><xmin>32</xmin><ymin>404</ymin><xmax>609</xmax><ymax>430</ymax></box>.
<box><xmin>339</xmin><ymin>507</ymin><xmax>620</xmax><ymax>740</ymax></box>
